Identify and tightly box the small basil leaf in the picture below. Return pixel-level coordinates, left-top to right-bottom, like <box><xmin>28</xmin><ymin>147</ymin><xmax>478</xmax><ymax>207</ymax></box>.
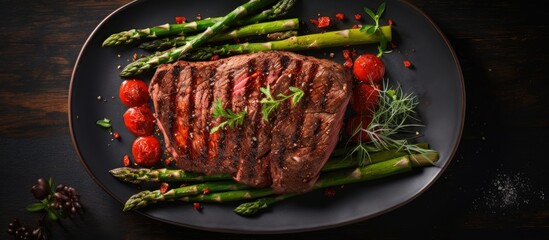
<box><xmin>376</xmin><ymin>2</ymin><xmax>386</xmax><ymax>17</ymax></box>
<box><xmin>363</xmin><ymin>7</ymin><xmax>376</xmax><ymax>20</ymax></box>
<box><xmin>96</xmin><ymin>118</ymin><xmax>112</xmax><ymax>128</ymax></box>
<box><xmin>26</xmin><ymin>202</ymin><xmax>45</xmax><ymax>212</ymax></box>
<box><xmin>47</xmin><ymin>210</ymin><xmax>59</xmax><ymax>221</ymax></box>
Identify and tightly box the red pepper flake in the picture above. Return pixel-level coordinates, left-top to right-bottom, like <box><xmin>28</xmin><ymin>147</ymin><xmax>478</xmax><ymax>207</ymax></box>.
<box><xmin>388</xmin><ymin>19</ymin><xmax>394</xmax><ymax>25</ymax></box>
<box><xmin>354</xmin><ymin>13</ymin><xmax>362</xmax><ymax>21</ymax></box>
<box><xmin>164</xmin><ymin>158</ymin><xmax>172</xmax><ymax>166</ymax></box>
<box><xmin>159</xmin><ymin>182</ymin><xmax>169</xmax><ymax>194</ymax></box>
<box><xmin>202</xmin><ymin>188</ymin><xmax>210</xmax><ymax>194</ymax></box>
<box><xmin>351</xmin><ymin>24</ymin><xmax>360</xmax><ymax>29</ymax></box>
<box><xmin>193</xmin><ymin>202</ymin><xmax>202</xmax><ymax>210</ymax></box>
<box><xmin>342</xmin><ymin>49</ymin><xmax>353</xmax><ymax>68</ymax></box>
<box><xmin>112</xmin><ymin>132</ymin><xmax>120</xmax><ymax>140</ymax></box>
<box><xmin>390</xmin><ymin>41</ymin><xmax>398</xmax><ymax>49</ymax></box>
<box><xmin>335</xmin><ymin>13</ymin><xmax>345</xmax><ymax>21</ymax></box>
<box><xmin>132</xmin><ymin>53</ymin><xmax>138</xmax><ymax>61</ymax></box>
<box><xmin>310</xmin><ymin>16</ymin><xmax>331</xmax><ymax>28</ymax></box>
<box><xmin>324</xmin><ymin>187</ymin><xmax>337</xmax><ymax>197</ymax></box>
<box><xmin>210</xmin><ymin>55</ymin><xmax>220</xmax><ymax>61</ymax></box>
<box><xmin>175</xmin><ymin>16</ymin><xmax>187</xmax><ymax>24</ymax></box>
<box><xmin>123</xmin><ymin>154</ymin><xmax>130</xmax><ymax>167</ymax></box>
<box><xmin>403</xmin><ymin>60</ymin><xmax>412</xmax><ymax>68</ymax></box>
<box><xmin>351</xmin><ymin>48</ymin><xmax>357</xmax><ymax>58</ymax></box>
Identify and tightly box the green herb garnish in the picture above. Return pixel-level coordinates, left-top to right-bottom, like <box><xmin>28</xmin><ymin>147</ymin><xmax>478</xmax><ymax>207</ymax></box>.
<box><xmin>96</xmin><ymin>118</ymin><xmax>112</xmax><ymax>128</ymax></box>
<box><xmin>210</xmin><ymin>99</ymin><xmax>247</xmax><ymax>134</ymax></box>
<box><xmin>348</xmin><ymin>82</ymin><xmax>434</xmax><ymax>166</ymax></box>
<box><xmin>260</xmin><ymin>85</ymin><xmax>304</xmax><ymax>121</ymax></box>
<box><xmin>361</xmin><ymin>2</ymin><xmax>389</xmax><ymax>57</ymax></box>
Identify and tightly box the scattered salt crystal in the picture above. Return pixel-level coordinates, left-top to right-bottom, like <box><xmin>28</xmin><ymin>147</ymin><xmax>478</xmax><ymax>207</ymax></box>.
<box><xmin>472</xmin><ymin>170</ymin><xmax>545</xmax><ymax>214</ymax></box>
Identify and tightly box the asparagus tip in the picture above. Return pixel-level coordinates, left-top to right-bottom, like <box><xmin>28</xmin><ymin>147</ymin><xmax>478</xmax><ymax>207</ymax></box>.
<box><xmin>234</xmin><ymin>199</ymin><xmax>269</xmax><ymax>216</ymax></box>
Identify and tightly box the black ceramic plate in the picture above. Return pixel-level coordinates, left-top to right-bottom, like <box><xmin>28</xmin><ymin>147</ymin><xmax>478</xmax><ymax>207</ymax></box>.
<box><xmin>69</xmin><ymin>0</ymin><xmax>464</xmax><ymax>233</ymax></box>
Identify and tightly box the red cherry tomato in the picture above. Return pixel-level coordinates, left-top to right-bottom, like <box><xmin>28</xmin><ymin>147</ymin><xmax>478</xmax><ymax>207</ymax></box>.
<box><xmin>350</xmin><ymin>83</ymin><xmax>379</xmax><ymax>114</ymax></box>
<box><xmin>353</xmin><ymin>54</ymin><xmax>385</xmax><ymax>83</ymax></box>
<box><xmin>345</xmin><ymin>115</ymin><xmax>373</xmax><ymax>142</ymax></box>
<box><xmin>123</xmin><ymin>105</ymin><xmax>155</xmax><ymax>136</ymax></box>
<box><xmin>119</xmin><ymin>79</ymin><xmax>149</xmax><ymax>107</ymax></box>
<box><xmin>132</xmin><ymin>136</ymin><xmax>162</xmax><ymax>167</ymax></box>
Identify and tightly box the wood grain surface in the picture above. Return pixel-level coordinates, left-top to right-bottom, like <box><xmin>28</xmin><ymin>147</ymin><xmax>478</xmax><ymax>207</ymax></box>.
<box><xmin>1</xmin><ymin>0</ymin><xmax>547</xmax><ymax>239</ymax></box>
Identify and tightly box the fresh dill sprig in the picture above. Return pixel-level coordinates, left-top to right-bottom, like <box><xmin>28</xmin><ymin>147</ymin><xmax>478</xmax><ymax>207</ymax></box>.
<box><xmin>348</xmin><ymin>81</ymin><xmax>434</xmax><ymax>166</ymax></box>
<box><xmin>260</xmin><ymin>85</ymin><xmax>304</xmax><ymax>121</ymax></box>
<box><xmin>210</xmin><ymin>99</ymin><xmax>247</xmax><ymax>134</ymax></box>
<box><xmin>361</xmin><ymin>2</ymin><xmax>389</xmax><ymax>57</ymax></box>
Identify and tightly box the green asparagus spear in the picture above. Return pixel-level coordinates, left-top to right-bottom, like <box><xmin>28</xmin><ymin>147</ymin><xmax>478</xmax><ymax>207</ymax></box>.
<box><xmin>120</xmin><ymin>26</ymin><xmax>391</xmax><ymax>77</ymax></box>
<box><xmin>182</xmin><ymin>26</ymin><xmax>392</xmax><ymax>60</ymax></box>
<box><xmin>120</xmin><ymin>0</ymin><xmax>279</xmax><ymax>76</ymax></box>
<box><xmin>234</xmin><ymin>152</ymin><xmax>439</xmax><ymax>215</ymax></box>
<box><xmin>123</xmin><ymin>180</ymin><xmax>250</xmax><ymax>211</ymax></box>
<box><xmin>187</xmin><ymin>153</ymin><xmax>431</xmax><ymax>205</ymax></box>
<box><xmin>110</xmin><ymin>143</ymin><xmax>426</xmax><ymax>184</ymax></box>
<box><xmin>232</xmin><ymin>194</ymin><xmax>295</xmax><ymax>215</ymax></box>
<box><xmin>103</xmin><ymin>0</ymin><xmax>295</xmax><ymax>47</ymax></box>
<box><xmin>109</xmin><ymin>167</ymin><xmax>232</xmax><ymax>184</ymax></box>
<box><xmin>138</xmin><ymin>18</ymin><xmax>300</xmax><ymax>51</ymax></box>
<box><xmin>122</xmin><ymin>152</ymin><xmax>437</xmax><ymax>211</ymax></box>
<box><xmin>180</xmin><ymin>188</ymin><xmax>275</xmax><ymax>203</ymax></box>
<box><xmin>102</xmin><ymin>18</ymin><xmax>220</xmax><ymax>47</ymax></box>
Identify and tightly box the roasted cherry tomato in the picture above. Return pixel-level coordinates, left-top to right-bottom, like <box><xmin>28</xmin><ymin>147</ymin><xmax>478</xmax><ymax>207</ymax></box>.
<box><xmin>350</xmin><ymin>83</ymin><xmax>379</xmax><ymax>114</ymax></box>
<box><xmin>123</xmin><ymin>105</ymin><xmax>155</xmax><ymax>136</ymax></box>
<box><xmin>119</xmin><ymin>79</ymin><xmax>149</xmax><ymax>107</ymax></box>
<box><xmin>352</xmin><ymin>54</ymin><xmax>385</xmax><ymax>83</ymax></box>
<box><xmin>132</xmin><ymin>136</ymin><xmax>162</xmax><ymax>167</ymax></box>
<box><xmin>345</xmin><ymin>115</ymin><xmax>373</xmax><ymax>142</ymax></box>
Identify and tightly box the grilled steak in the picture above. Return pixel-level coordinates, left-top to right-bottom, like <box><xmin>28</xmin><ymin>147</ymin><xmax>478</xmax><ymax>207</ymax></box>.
<box><xmin>149</xmin><ymin>51</ymin><xmax>352</xmax><ymax>193</ymax></box>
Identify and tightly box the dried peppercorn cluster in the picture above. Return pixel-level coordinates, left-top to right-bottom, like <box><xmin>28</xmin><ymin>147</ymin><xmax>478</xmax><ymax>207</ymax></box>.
<box><xmin>6</xmin><ymin>178</ymin><xmax>83</xmax><ymax>239</ymax></box>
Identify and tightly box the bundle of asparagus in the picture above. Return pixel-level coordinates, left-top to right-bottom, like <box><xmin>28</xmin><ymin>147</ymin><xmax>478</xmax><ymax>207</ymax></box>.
<box><xmin>102</xmin><ymin>0</ymin><xmax>392</xmax><ymax>77</ymax></box>
<box><xmin>103</xmin><ymin>0</ymin><xmax>294</xmax><ymax>47</ymax></box>
<box><xmin>112</xmin><ymin>145</ymin><xmax>438</xmax><ymax>215</ymax></box>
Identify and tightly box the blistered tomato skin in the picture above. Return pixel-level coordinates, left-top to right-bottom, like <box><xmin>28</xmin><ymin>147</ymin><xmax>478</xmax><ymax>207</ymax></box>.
<box><xmin>345</xmin><ymin>115</ymin><xmax>373</xmax><ymax>142</ymax></box>
<box><xmin>353</xmin><ymin>54</ymin><xmax>385</xmax><ymax>83</ymax></box>
<box><xmin>119</xmin><ymin>79</ymin><xmax>149</xmax><ymax>107</ymax></box>
<box><xmin>132</xmin><ymin>136</ymin><xmax>162</xmax><ymax>167</ymax></box>
<box><xmin>123</xmin><ymin>105</ymin><xmax>155</xmax><ymax>136</ymax></box>
<box><xmin>350</xmin><ymin>83</ymin><xmax>379</xmax><ymax>114</ymax></box>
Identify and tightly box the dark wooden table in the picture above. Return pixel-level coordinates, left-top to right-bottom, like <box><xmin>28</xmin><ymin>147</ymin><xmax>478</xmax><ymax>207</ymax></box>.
<box><xmin>1</xmin><ymin>0</ymin><xmax>548</xmax><ymax>239</ymax></box>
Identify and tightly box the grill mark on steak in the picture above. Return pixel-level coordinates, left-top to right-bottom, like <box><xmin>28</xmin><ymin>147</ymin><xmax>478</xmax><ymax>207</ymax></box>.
<box><xmin>293</xmin><ymin>63</ymin><xmax>318</xmax><ymax>147</ymax></box>
<box><xmin>318</xmin><ymin>69</ymin><xmax>335</xmax><ymax>110</ymax></box>
<box><xmin>202</xmin><ymin>68</ymin><xmax>216</xmax><ymax>162</ymax></box>
<box><xmin>235</xmin><ymin>59</ymin><xmax>263</xmax><ymax>185</ymax></box>
<box><xmin>218</xmin><ymin>69</ymin><xmax>238</xmax><ymax>173</ymax></box>
<box><xmin>172</xmin><ymin>65</ymin><xmax>194</xmax><ymax>170</ymax></box>
<box><xmin>168</xmin><ymin>66</ymin><xmax>179</xmax><ymax>149</ymax></box>
<box><xmin>242</xmin><ymin>59</ymin><xmax>258</xmax><ymax>179</ymax></box>
<box><xmin>206</xmin><ymin>66</ymin><xmax>226</xmax><ymax>174</ymax></box>
<box><xmin>274</xmin><ymin>59</ymin><xmax>302</xmax><ymax>169</ymax></box>
<box><xmin>186</xmin><ymin>67</ymin><xmax>198</xmax><ymax>170</ymax></box>
<box><xmin>192</xmin><ymin>66</ymin><xmax>212</xmax><ymax>171</ymax></box>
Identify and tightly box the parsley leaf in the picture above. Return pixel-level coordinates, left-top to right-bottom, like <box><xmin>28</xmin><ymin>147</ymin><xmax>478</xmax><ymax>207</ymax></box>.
<box><xmin>360</xmin><ymin>2</ymin><xmax>389</xmax><ymax>57</ymax></box>
<box><xmin>210</xmin><ymin>99</ymin><xmax>247</xmax><ymax>134</ymax></box>
<box><xmin>96</xmin><ymin>118</ymin><xmax>112</xmax><ymax>128</ymax></box>
<box><xmin>260</xmin><ymin>85</ymin><xmax>304</xmax><ymax>121</ymax></box>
